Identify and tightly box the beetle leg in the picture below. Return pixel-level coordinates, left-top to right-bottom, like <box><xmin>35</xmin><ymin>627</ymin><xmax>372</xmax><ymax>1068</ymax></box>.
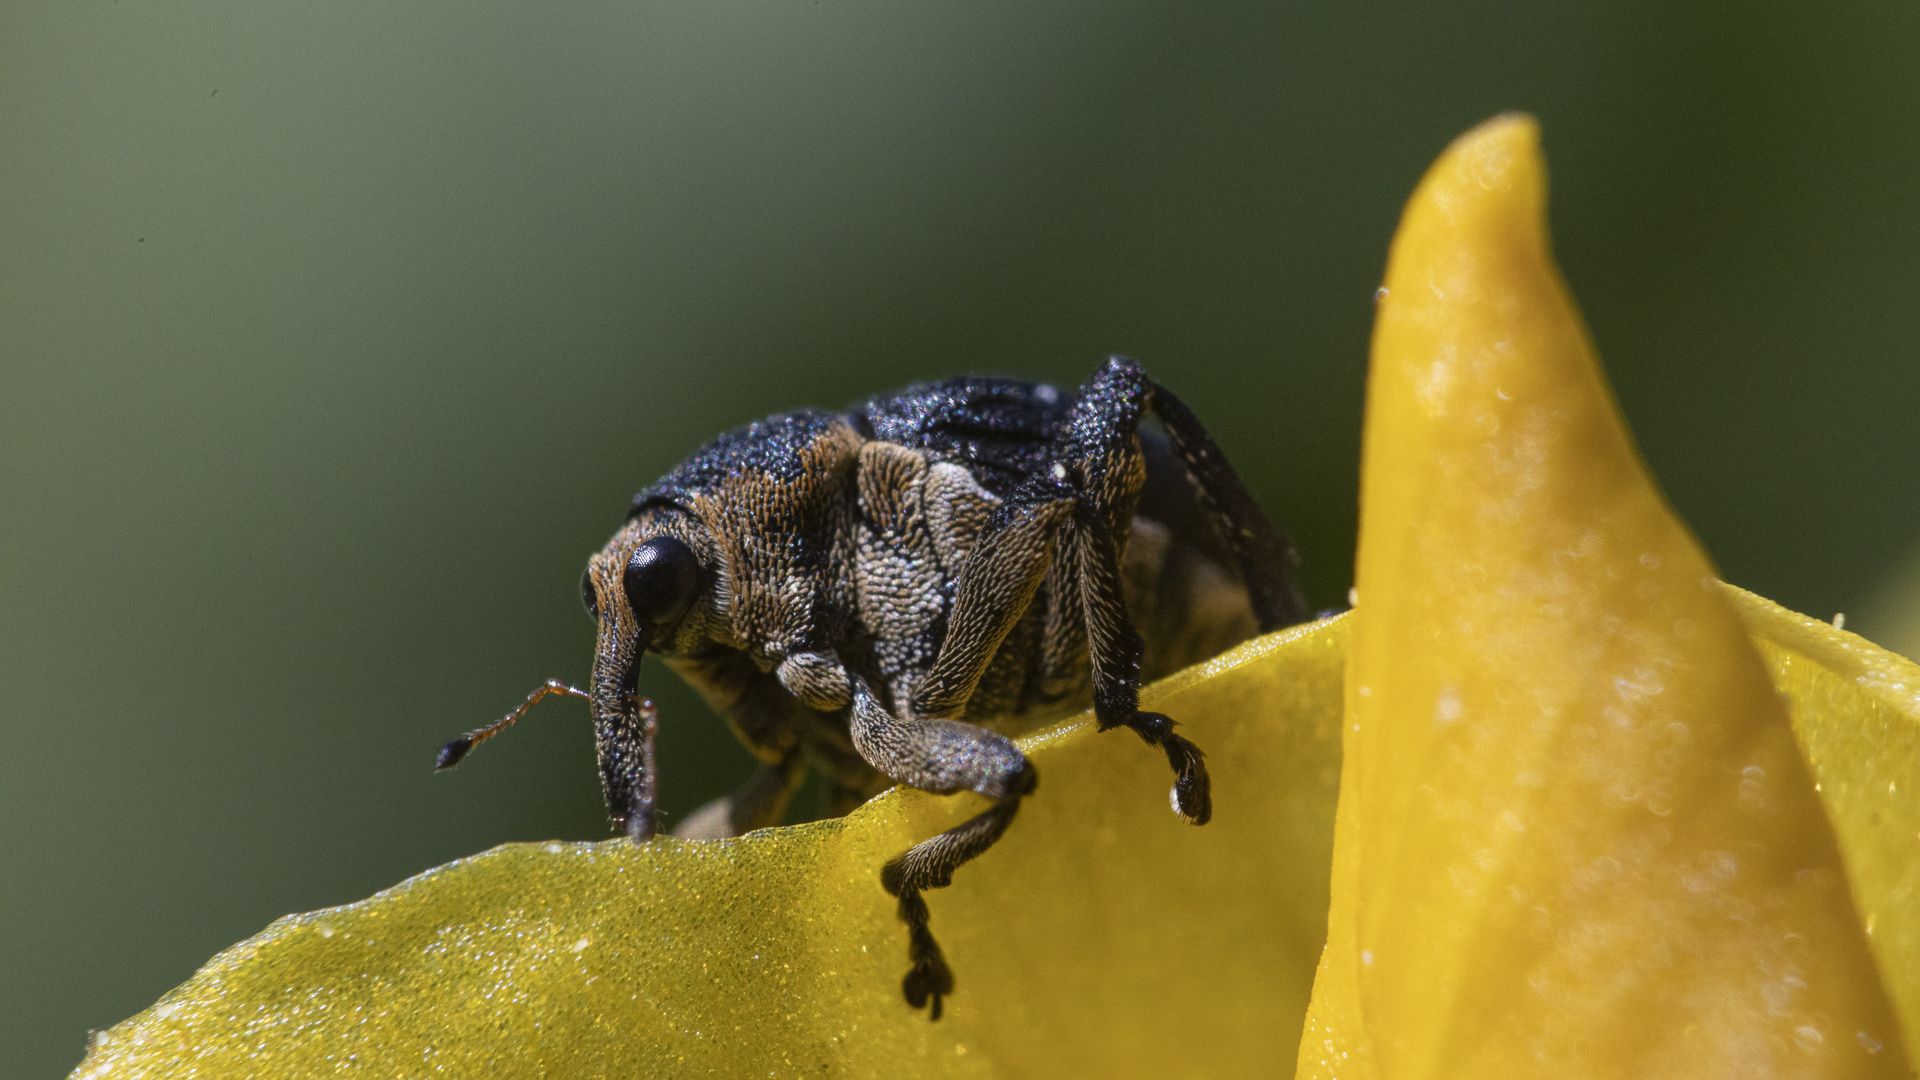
<box><xmin>591</xmin><ymin>697</ymin><xmax>660</xmax><ymax>840</ymax></box>
<box><xmin>882</xmin><ymin>801</ymin><xmax>1024</xmax><ymax>1021</ymax></box>
<box><xmin>670</xmin><ymin>749</ymin><xmax>807</xmax><ymax>839</ymax></box>
<box><xmin>1140</xmin><ymin>365</ymin><xmax>1308</xmax><ymax>631</ymax></box>
<box><xmin>911</xmin><ymin>482</ymin><xmax>1075</xmax><ymax>720</ymax></box>
<box><xmin>850</xmin><ymin>676</ymin><xmax>1036</xmax><ymax>1020</ymax></box>
<box><xmin>1074</xmin><ymin>499</ymin><xmax>1213</xmax><ymax>823</ymax></box>
<box><xmin>1063</xmin><ymin>357</ymin><xmax>1215</xmax><ymax>822</ymax></box>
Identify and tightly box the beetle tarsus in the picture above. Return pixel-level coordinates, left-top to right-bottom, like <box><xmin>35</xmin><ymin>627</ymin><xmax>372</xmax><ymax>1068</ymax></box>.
<box><xmin>879</xmin><ymin>789</ymin><xmax>1028</xmax><ymax>1018</ymax></box>
<box><xmin>893</xmin><ymin>889</ymin><xmax>955</xmax><ymax>1020</ymax></box>
<box><xmin>625</xmin><ymin>811</ymin><xmax>655</xmax><ymax>843</ymax></box>
<box><xmin>1163</xmin><ymin>731</ymin><xmax>1213</xmax><ymax>824</ymax></box>
<box><xmin>1113</xmin><ymin>709</ymin><xmax>1211</xmax><ymax>823</ymax></box>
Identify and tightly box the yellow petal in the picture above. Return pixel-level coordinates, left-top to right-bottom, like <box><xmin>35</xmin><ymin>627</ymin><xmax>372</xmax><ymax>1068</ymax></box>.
<box><xmin>1733</xmin><ymin>585</ymin><xmax>1920</xmax><ymax>1046</ymax></box>
<box><xmin>72</xmin><ymin>620</ymin><xmax>1348</xmax><ymax>1079</ymax></box>
<box><xmin>1298</xmin><ymin>114</ymin><xmax>1908</xmax><ymax>1079</ymax></box>
<box><xmin>70</xmin><ymin>115</ymin><xmax>1920</xmax><ymax>1080</ymax></box>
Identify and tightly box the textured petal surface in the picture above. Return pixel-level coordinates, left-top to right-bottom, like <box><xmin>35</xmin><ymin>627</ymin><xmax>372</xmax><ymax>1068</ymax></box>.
<box><xmin>72</xmin><ymin>619</ymin><xmax>1347</xmax><ymax>1080</ymax></box>
<box><xmin>1297</xmin><ymin>115</ymin><xmax>1909</xmax><ymax>1080</ymax></box>
<box><xmin>1734</xmin><ymin>586</ymin><xmax>1920</xmax><ymax>1051</ymax></box>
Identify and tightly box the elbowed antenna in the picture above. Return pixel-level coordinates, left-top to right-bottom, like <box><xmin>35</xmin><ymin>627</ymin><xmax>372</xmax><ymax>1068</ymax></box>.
<box><xmin>434</xmin><ymin>678</ymin><xmax>591</xmax><ymax>770</ymax></box>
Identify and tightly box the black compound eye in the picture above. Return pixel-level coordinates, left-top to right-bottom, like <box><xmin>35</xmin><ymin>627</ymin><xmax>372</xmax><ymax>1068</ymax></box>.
<box><xmin>623</xmin><ymin>536</ymin><xmax>700</xmax><ymax>627</ymax></box>
<box><xmin>580</xmin><ymin>566</ymin><xmax>599</xmax><ymax>620</ymax></box>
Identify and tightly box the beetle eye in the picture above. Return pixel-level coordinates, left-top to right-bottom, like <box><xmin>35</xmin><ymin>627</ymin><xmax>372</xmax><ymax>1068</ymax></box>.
<box><xmin>623</xmin><ymin>536</ymin><xmax>700</xmax><ymax>627</ymax></box>
<box><xmin>581</xmin><ymin>567</ymin><xmax>599</xmax><ymax>620</ymax></box>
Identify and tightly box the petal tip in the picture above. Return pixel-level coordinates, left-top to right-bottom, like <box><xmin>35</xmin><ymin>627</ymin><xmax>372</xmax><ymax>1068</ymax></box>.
<box><xmin>1445</xmin><ymin>112</ymin><xmax>1540</xmax><ymax>184</ymax></box>
<box><xmin>1404</xmin><ymin>112</ymin><xmax>1547</xmax><ymax>236</ymax></box>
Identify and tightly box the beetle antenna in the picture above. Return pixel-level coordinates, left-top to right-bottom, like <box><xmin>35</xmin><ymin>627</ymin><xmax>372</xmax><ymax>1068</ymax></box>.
<box><xmin>435</xmin><ymin>678</ymin><xmax>590</xmax><ymax>770</ymax></box>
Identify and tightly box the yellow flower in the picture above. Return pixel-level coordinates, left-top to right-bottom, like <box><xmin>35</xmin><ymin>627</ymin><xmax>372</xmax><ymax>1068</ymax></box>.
<box><xmin>1298</xmin><ymin>114</ymin><xmax>1916</xmax><ymax>1079</ymax></box>
<box><xmin>74</xmin><ymin>117</ymin><xmax>1920</xmax><ymax>1080</ymax></box>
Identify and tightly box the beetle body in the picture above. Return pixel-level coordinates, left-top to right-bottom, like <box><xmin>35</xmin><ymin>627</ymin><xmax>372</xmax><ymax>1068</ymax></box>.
<box><xmin>443</xmin><ymin>357</ymin><xmax>1305</xmax><ymax>1019</ymax></box>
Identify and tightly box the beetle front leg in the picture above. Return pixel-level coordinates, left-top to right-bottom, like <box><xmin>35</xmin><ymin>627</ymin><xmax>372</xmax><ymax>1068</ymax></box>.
<box><xmin>591</xmin><ymin>696</ymin><xmax>660</xmax><ymax>840</ymax></box>
<box><xmin>1064</xmin><ymin>358</ymin><xmax>1213</xmax><ymax>823</ymax></box>
<box><xmin>1074</xmin><ymin>501</ymin><xmax>1212</xmax><ymax>823</ymax></box>
<box><xmin>912</xmin><ymin>485</ymin><xmax>1074</xmax><ymax>719</ymax></box>
<box><xmin>850</xmin><ymin>677</ymin><xmax>1036</xmax><ymax>1020</ymax></box>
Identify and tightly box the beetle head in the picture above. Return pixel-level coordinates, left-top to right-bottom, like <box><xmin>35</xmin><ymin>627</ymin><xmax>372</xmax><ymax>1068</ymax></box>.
<box><xmin>579</xmin><ymin>510</ymin><xmax>717</xmax><ymax>838</ymax></box>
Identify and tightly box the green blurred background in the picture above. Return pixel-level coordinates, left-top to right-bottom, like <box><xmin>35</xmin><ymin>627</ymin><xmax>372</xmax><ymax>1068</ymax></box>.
<box><xmin>4</xmin><ymin>1</ymin><xmax>1918</xmax><ymax>1074</ymax></box>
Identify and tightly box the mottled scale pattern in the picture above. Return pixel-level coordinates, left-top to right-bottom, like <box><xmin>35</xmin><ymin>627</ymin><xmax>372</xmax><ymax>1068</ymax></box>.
<box><xmin>556</xmin><ymin>360</ymin><xmax>1304</xmax><ymax>1019</ymax></box>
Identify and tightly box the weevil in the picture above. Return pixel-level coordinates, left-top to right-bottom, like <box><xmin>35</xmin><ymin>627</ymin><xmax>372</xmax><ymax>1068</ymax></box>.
<box><xmin>436</xmin><ymin>356</ymin><xmax>1306</xmax><ymax>1019</ymax></box>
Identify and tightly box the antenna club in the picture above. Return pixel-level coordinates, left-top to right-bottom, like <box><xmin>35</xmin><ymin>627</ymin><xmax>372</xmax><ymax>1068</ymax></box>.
<box><xmin>435</xmin><ymin>738</ymin><xmax>474</xmax><ymax>771</ymax></box>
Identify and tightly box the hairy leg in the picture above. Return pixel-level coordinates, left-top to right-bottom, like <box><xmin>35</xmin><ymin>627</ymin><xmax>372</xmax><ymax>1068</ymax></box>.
<box><xmin>1139</xmin><ymin>363</ymin><xmax>1307</xmax><ymax>631</ymax></box>
<box><xmin>849</xmin><ymin>677</ymin><xmax>1036</xmax><ymax>1019</ymax></box>
<box><xmin>1063</xmin><ymin>358</ymin><xmax>1213</xmax><ymax>822</ymax></box>
<box><xmin>1074</xmin><ymin>500</ymin><xmax>1213</xmax><ymax>823</ymax></box>
<box><xmin>912</xmin><ymin>482</ymin><xmax>1074</xmax><ymax>720</ymax></box>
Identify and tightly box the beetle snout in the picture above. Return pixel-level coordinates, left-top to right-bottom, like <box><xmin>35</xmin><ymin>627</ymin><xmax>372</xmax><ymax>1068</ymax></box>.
<box><xmin>585</xmin><ymin>613</ymin><xmax>661</xmax><ymax>837</ymax></box>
